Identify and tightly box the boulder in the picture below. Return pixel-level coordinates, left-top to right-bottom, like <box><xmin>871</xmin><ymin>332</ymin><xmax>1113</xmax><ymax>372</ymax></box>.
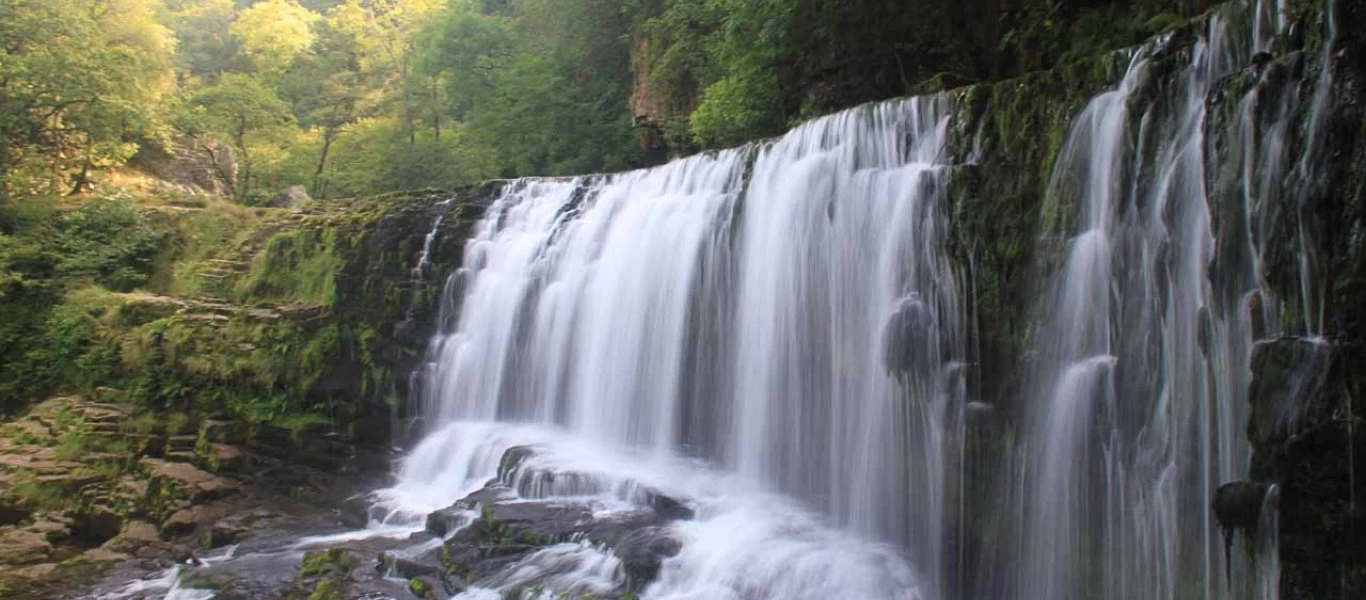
<box><xmin>882</xmin><ymin>295</ymin><xmax>935</xmax><ymax>377</ymax></box>
<box><xmin>1213</xmin><ymin>480</ymin><xmax>1268</xmax><ymax>534</ymax></box>
<box><xmin>266</xmin><ymin>185</ymin><xmax>311</xmax><ymax>209</ymax></box>
<box><xmin>340</xmin><ymin>494</ymin><xmax>377</xmax><ymax>529</ymax></box>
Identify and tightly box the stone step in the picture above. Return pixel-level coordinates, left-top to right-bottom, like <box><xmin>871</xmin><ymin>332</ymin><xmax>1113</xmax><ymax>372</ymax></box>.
<box><xmin>84</xmin><ymin>422</ymin><xmax>123</xmax><ymax>434</ymax></box>
<box><xmin>165</xmin><ymin>435</ymin><xmax>199</xmax><ymax>450</ymax></box>
<box><xmin>164</xmin><ymin>450</ymin><xmax>198</xmax><ymax>463</ymax></box>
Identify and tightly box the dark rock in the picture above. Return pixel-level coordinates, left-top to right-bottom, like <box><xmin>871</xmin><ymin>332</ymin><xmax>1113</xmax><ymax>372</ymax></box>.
<box><xmin>496</xmin><ymin>445</ymin><xmax>541</xmax><ymax>483</ymax></box>
<box><xmin>200</xmin><ymin>522</ymin><xmax>241</xmax><ymax>549</ymax></box>
<box><xmin>425</xmin><ymin>506</ymin><xmax>474</xmax><ymax>538</ymax></box>
<box><xmin>613</xmin><ymin>526</ymin><xmax>682</xmax><ymax>591</ymax></box>
<box><xmin>1248</xmin><ymin>337</ymin><xmax>1332</xmax><ymax>449</ymax></box>
<box><xmin>341</xmin><ymin>494</ymin><xmax>376</xmax><ymax>529</ymax></box>
<box><xmin>376</xmin><ymin>551</ymin><xmax>440</xmax><ymax>579</ymax></box>
<box><xmin>649</xmin><ymin>492</ymin><xmax>694</xmax><ymax>521</ymax></box>
<box><xmin>1213</xmin><ymin>480</ymin><xmax>1268</xmax><ymax>536</ymax></box>
<box><xmin>882</xmin><ymin>295</ymin><xmax>934</xmax><ymax>377</ymax></box>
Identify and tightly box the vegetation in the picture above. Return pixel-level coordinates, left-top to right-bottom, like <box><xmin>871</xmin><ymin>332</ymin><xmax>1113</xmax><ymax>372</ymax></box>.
<box><xmin>0</xmin><ymin>174</ymin><xmax>460</xmax><ymax>424</ymax></box>
<box><xmin>0</xmin><ymin>0</ymin><xmax>1226</xmax><ymax>206</ymax></box>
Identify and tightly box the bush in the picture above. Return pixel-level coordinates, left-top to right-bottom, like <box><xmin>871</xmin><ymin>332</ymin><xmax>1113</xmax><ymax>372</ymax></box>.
<box><xmin>53</xmin><ymin>197</ymin><xmax>164</xmax><ymax>291</ymax></box>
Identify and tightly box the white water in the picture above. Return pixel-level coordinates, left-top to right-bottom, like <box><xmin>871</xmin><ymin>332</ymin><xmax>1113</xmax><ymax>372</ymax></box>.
<box><xmin>1002</xmin><ymin>1</ymin><xmax>1336</xmax><ymax>599</ymax></box>
<box><xmin>98</xmin><ymin>545</ymin><xmax>238</xmax><ymax>600</ymax></box>
<box><xmin>127</xmin><ymin>2</ymin><xmax>1333</xmax><ymax>600</ymax></box>
<box><xmin>377</xmin><ymin>96</ymin><xmax>963</xmax><ymax>600</ymax></box>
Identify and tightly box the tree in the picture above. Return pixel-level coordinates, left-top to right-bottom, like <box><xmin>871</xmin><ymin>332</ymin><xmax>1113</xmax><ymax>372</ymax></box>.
<box><xmin>328</xmin><ymin>0</ymin><xmax>444</xmax><ymax>144</ymax></box>
<box><xmin>164</xmin><ymin>0</ymin><xmax>244</xmax><ymax>83</ymax></box>
<box><xmin>231</xmin><ymin>0</ymin><xmax>320</xmax><ymax>78</ymax></box>
<box><xmin>0</xmin><ymin>0</ymin><xmax>175</xmax><ymax>202</ymax></box>
<box><xmin>280</xmin><ymin>18</ymin><xmax>374</xmax><ymax>197</ymax></box>
<box><xmin>176</xmin><ymin>73</ymin><xmax>296</xmax><ymax>200</ymax></box>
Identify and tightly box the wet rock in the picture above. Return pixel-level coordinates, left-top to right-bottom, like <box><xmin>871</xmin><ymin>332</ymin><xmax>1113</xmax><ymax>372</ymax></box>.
<box><xmin>101</xmin><ymin>521</ymin><xmax>161</xmax><ymax>555</ymax></box>
<box><xmin>178</xmin><ymin>571</ymin><xmax>249</xmax><ymax>600</ymax></box>
<box><xmin>1248</xmin><ymin>337</ymin><xmax>1332</xmax><ymax>448</ymax></box>
<box><xmin>882</xmin><ymin>295</ymin><xmax>935</xmax><ymax>376</ymax></box>
<box><xmin>200</xmin><ymin>521</ymin><xmax>242</xmax><ymax>549</ymax></box>
<box><xmin>649</xmin><ymin>492</ymin><xmax>694</xmax><ymax>521</ymax></box>
<box><xmin>614</xmin><ymin>526</ymin><xmax>682</xmax><ymax>591</ymax></box>
<box><xmin>376</xmin><ymin>551</ymin><xmax>440</xmax><ymax>579</ymax></box>
<box><xmin>73</xmin><ymin>548</ymin><xmax>132</xmax><ymax>566</ymax></box>
<box><xmin>425</xmin><ymin>506</ymin><xmax>473</xmax><ymax>538</ymax></box>
<box><xmin>1213</xmin><ymin>480</ymin><xmax>1268</xmax><ymax>534</ymax></box>
<box><xmin>496</xmin><ymin>445</ymin><xmax>540</xmax><ymax>482</ymax></box>
<box><xmin>160</xmin><ymin>508</ymin><xmax>202</xmax><ymax>537</ymax></box>
<box><xmin>341</xmin><ymin>493</ymin><xmax>378</xmax><ymax>529</ymax></box>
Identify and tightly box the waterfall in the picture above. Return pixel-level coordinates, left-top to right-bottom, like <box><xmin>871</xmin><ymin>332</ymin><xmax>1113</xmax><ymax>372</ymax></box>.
<box><xmin>1003</xmin><ymin>1</ymin><xmax>1336</xmax><ymax>599</ymax></box>
<box><xmin>377</xmin><ymin>96</ymin><xmax>964</xmax><ymax>600</ymax></box>
<box><xmin>362</xmin><ymin>1</ymin><xmax>1338</xmax><ymax>599</ymax></box>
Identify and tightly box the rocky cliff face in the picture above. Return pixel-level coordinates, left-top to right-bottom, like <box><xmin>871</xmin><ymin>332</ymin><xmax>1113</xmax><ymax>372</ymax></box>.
<box><xmin>937</xmin><ymin>0</ymin><xmax>1365</xmax><ymax>594</ymax></box>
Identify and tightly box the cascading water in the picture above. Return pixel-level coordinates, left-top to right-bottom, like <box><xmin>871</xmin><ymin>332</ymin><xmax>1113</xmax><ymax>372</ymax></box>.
<box><xmin>999</xmin><ymin>1</ymin><xmax>1337</xmax><ymax>599</ymax></box>
<box><xmin>376</xmin><ymin>96</ymin><xmax>966</xmax><ymax>599</ymax></box>
<box><xmin>357</xmin><ymin>2</ymin><xmax>1339</xmax><ymax>599</ymax></box>
<box><xmin>69</xmin><ymin>2</ymin><xmax>1349</xmax><ymax>599</ymax></box>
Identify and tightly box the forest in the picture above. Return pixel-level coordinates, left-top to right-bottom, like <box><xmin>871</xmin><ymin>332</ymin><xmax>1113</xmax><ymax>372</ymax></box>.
<box><xmin>0</xmin><ymin>0</ymin><xmax>1212</xmax><ymax>205</ymax></box>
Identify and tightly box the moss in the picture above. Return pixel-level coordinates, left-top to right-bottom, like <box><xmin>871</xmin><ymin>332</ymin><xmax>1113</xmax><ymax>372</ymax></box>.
<box><xmin>407</xmin><ymin>577</ymin><xmax>436</xmax><ymax>600</ymax></box>
<box><xmin>307</xmin><ymin>578</ymin><xmax>346</xmax><ymax>600</ymax></box>
<box><xmin>236</xmin><ymin>228</ymin><xmax>344</xmax><ymax>307</ymax></box>
<box><xmin>299</xmin><ymin>548</ymin><xmax>354</xmax><ymax>579</ymax></box>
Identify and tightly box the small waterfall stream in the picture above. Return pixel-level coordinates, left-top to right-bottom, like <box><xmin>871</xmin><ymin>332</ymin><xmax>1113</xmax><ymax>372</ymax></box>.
<box><xmin>1001</xmin><ymin>1</ymin><xmax>1337</xmax><ymax>599</ymax></box>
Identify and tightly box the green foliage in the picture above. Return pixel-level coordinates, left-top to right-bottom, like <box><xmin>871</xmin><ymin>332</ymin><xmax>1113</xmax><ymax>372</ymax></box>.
<box><xmin>417</xmin><ymin>0</ymin><xmax>642</xmax><ymax>176</ymax></box>
<box><xmin>0</xmin><ymin>197</ymin><xmax>163</xmax><ymax>412</ymax></box>
<box><xmin>232</xmin><ymin>0</ymin><xmax>320</xmax><ymax>77</ymax></box>
<box><xmin>176</xmin><ymin>72</ymin><xmax>297</xmax><ymax>201</ymax></box>
<box><xmin>52</xmin><ymin>199</ymin><xmax>164</xmax><ymax>291</ymax></box>
<box><xmin>0</xmin><ymin>0</ymin><xmax>1226</xmax><ymax>202</ymax></box>
<box><xmin>0</xmin><ymin>0</ymin><xmax>175</xmax><ymax>202</ymax></box>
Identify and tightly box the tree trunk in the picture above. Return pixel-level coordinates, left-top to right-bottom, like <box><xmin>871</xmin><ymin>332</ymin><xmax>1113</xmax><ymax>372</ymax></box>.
<box><xmin>313</xmin><ymin>130</ymin><xmax>337</xmax><ymax>199</ymax></box>
<box><xmin>67</xmin><ymin>145</ymin><xmax>93</xmax><ymax>196</ymax></box>
<box><xmin>235</xmin><ymin>117</ymin><xmax>250</xmax><ymax>200</ymax></box>
<box><xmin>198</xmin><ymin>139</ymin><xmax>237</xmax><ymax>201</ymax></box>
<box><xmin>0</xmin><ymin>147</ymin><xmax>11</xmax><ymax>206</ymax></box>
